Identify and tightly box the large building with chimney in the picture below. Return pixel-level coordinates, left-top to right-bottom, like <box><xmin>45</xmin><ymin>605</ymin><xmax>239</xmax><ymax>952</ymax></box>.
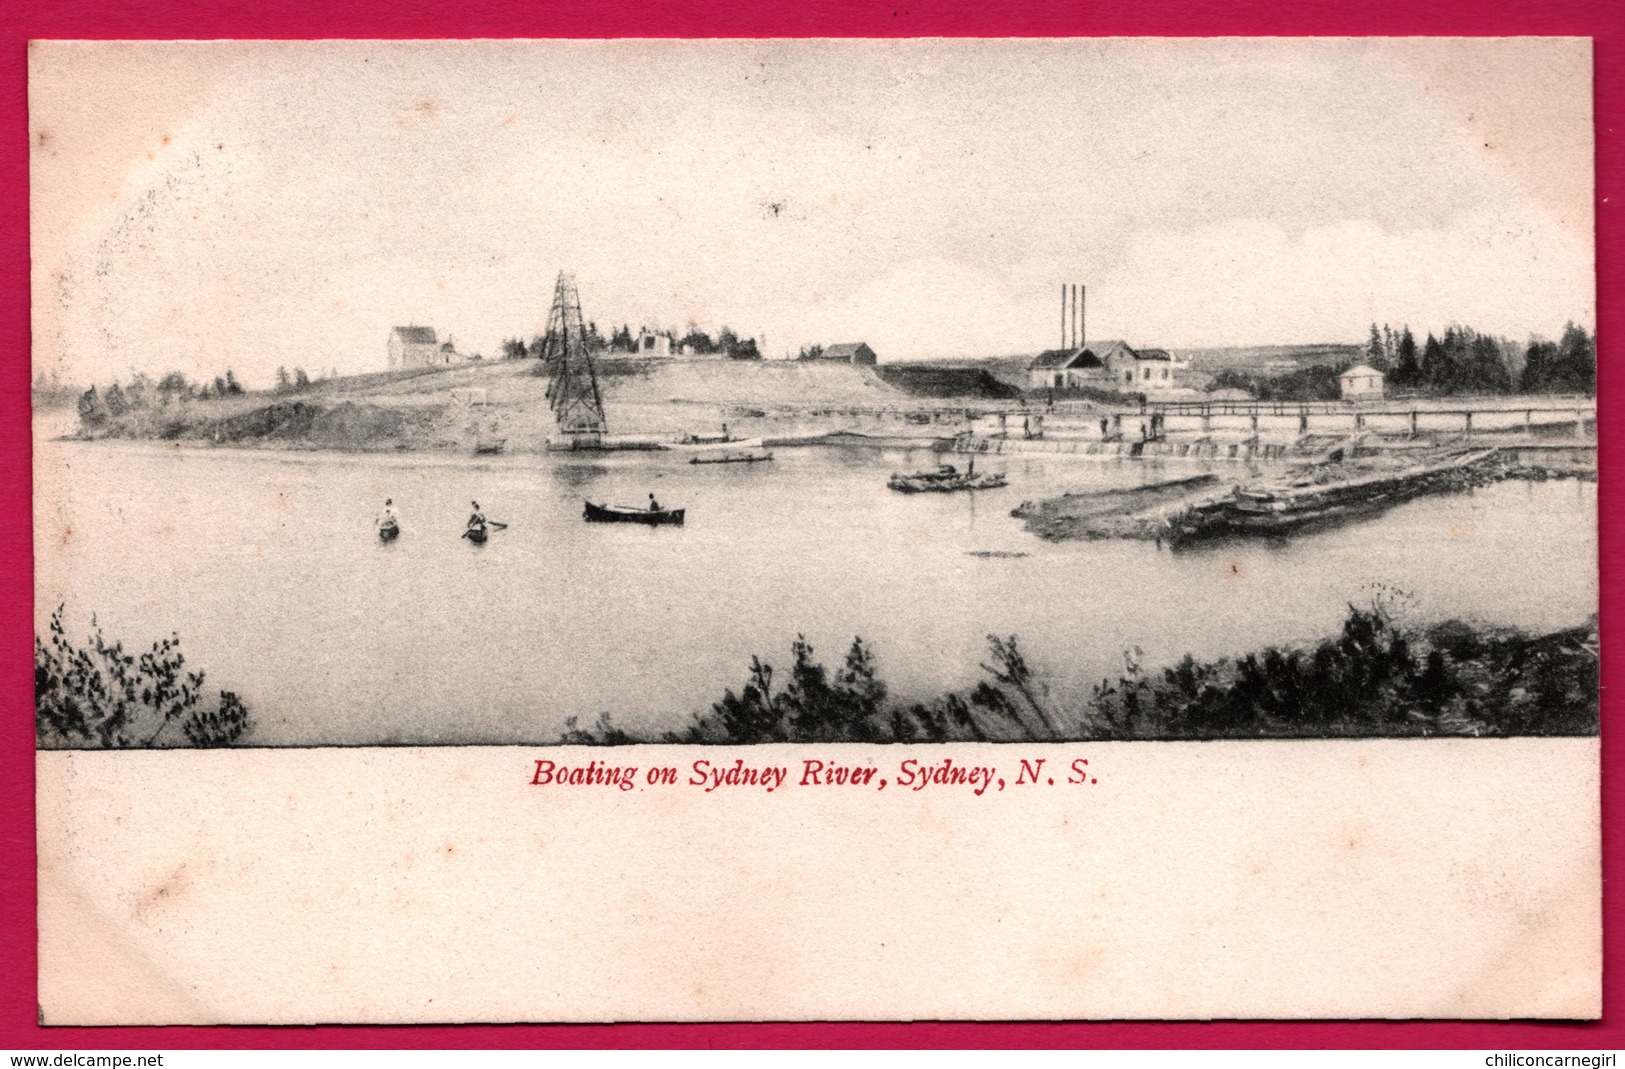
<box><xmin>1032</xmin><ymin>283</ymin><xmax>1185</xmax><ymax>395</ymax></box>
<box><xmin>1028</xmin><ymin>340</ymin><xmax>1185</xmax><ymax>395</ymax></box>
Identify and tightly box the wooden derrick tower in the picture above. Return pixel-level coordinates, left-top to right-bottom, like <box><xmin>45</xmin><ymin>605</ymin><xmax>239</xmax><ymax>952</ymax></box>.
<box><xmin>539</xmin><ymin>271</ymin><xmax>607</xmax><ymax>446</ymax></box>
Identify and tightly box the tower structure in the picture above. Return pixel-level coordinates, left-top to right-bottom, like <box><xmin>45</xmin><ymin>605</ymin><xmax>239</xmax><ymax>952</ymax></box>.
<box><xmin>539</xmin><ymin>271</ymin><xmax>607</xmax><ymax>445</ymax></box>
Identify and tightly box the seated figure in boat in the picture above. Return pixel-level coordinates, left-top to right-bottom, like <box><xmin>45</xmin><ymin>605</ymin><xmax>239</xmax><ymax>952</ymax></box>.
<box><xmin>648</xmin><ymin>493</ymin><xmax>662</xmax><ymax>512</ymax></box>
<box><xmin>467</xmin><ymin>500</ymin><xmax>486</xmax><ymax>531</ymax></box>
<box><xmin>377</xmin><ymin>498</ymin><xmax>398</xmax><ymax>530</ymax></box>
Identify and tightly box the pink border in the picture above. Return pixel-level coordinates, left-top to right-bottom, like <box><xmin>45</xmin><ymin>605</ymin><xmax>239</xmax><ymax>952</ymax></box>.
<box><xmin>1</xmin><ymin>0</ymin><xmax>1617</xmax><ymax>1049</ymax></box>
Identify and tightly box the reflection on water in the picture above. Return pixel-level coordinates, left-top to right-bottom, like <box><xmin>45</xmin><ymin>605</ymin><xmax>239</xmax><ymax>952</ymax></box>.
<box><xmin>34</xmin><ymin>437</ymin><xmax>1597</xmax><ymax>745</ymax></box>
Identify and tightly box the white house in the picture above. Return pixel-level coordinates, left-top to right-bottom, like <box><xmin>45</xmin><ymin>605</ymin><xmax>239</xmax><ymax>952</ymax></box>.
<box><xmin>1339</xmin><ymin>364</ymin><xmax>1386</xmax><ymax>400</ymax></box>
<box><xmin>387</xmin><ymin>326</ymin><xmax>441</xmax><ymax>369</ymax></box>
<box><xmin>636</xmin><ymin>330</ymin><xmax>673</xmax><ymax>357</ymax></box>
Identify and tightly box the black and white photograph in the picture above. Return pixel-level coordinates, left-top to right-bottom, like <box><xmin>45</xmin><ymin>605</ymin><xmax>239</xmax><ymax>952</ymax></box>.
<box><xmin>30</xmin><ymin>38</ymin><xmax>1600</xmax><ymax>1023</ymax></box>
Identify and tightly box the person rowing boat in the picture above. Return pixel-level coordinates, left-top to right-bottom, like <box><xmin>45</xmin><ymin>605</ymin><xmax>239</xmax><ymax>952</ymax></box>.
<box><xmin>376</xmin><ymin>499</ymin><xmax>400</xmax><ymax>542</ymax></box>
<box><xmin>463</xmin><ymin>501</ymin><xmax>508</xmax><ymax>542</ymax></box>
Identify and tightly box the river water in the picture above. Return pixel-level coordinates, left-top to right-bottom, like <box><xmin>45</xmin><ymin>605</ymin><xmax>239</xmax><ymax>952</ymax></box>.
<box><xmin>34</xmin><ymin>436</ymin><xmax>1597</xmax><ymax>745</ymax></box>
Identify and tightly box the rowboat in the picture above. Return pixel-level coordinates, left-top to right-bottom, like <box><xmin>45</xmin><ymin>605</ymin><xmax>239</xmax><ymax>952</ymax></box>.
<box><xmin>887</xmin><ymin>463</ymin><xmax>1008</xmax><ymax>494</ymax></box>
<box><xmin>474</xmin><ymin>438</ymin><xmax>506</xmax><ymax>456</ymax></box>
<box><xmin>584</xmin><ymin>501</ymin><xmax>686</xmax><ymax>526</ymax></box>
<box><xmin>690</xmin><ymin>448</ymin><xmax>773</xmax><ymax>465</ymax></box>
<box><xmin>378</xmin><ymin>520</ymin><xmax>400</xmax><ymax>542</ymax></box>
<box><xmin>464</xmin><ymin>524</ymin><xmax>489</xmax><ymax>544</ymax></box>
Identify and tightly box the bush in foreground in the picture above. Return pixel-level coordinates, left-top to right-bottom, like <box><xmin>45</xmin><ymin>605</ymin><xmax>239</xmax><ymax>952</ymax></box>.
<box><xmin>561</xmin><ymin>603</ymin><xmax>1598</xmax><ymax>744</ymax></box>
<box><xmin>35</xmin><ymin>607</ymin><xmax>254</xmax><ymax>748</ymax></box>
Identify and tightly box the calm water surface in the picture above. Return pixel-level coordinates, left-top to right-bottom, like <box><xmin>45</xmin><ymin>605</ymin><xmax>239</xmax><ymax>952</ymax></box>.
<box><xmin>35</xmin><ymin>437</ymin><xmax>1597</xmax><ymax>744</ymax></box>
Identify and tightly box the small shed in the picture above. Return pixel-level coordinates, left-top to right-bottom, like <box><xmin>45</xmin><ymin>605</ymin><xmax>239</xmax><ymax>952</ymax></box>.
<box><xmin>1339</xmin><ymin>364</ymin><xmax>1385</xmax><ymax>400</ymax></box>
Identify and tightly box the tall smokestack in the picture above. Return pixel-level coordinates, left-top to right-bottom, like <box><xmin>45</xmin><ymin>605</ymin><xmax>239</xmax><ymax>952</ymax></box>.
<box><xmin>1060</xmin><ymin>284</ymin><xmax>1066</xmax><ymax>349</ymax></box>
<box><xmin>1080</xmin><ymin>285</ymin><xmax>1086</xmax><ymax>349</ymax></box>
<box><xmin>1070</xmin><ymin>285</ymin><xmax>1076</xmax><ymax>348</ymax></box>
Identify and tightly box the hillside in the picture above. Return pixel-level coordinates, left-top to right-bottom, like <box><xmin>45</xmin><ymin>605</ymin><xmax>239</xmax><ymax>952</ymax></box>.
<box><xmin>904</xmin><ymin>346</ymin><xmax>1366</xmax><ymax>390</ymax></box>
<box><xmin>1170</xmin><ymin>344</ymin><xmax>1364</xmax><ymax>377</ymax></box>
<box><xmin>67</xmin><ymin>357</ymin><xmax>945</xmax><ymax>452</ymax></box>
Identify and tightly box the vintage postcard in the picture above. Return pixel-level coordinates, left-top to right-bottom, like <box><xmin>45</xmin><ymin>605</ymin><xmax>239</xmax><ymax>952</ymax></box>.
<box><xmin>31</xmin><ymin>38</ymin><xmax>1599</xmax><ymax>1022</ymax></box>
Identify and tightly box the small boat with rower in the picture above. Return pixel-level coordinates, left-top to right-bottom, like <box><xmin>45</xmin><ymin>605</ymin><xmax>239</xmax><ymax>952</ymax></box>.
<box><xmin>584</xmin><ymin>500</ymin><xmax>686</xmax><ymax>526</ymax></box>
<box><xmin>377</xmin><ymin>519</ymin><xmax>400</xmax><ymax>542</ymax></box>
<box><xmin>690</xmin><ymin>446</ymin><xmax>773</xmax><ymax>465</ymax></box>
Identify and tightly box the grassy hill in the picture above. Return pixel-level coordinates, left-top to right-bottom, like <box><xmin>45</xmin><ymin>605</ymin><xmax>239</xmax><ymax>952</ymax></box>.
<box><xmin>1171</xmin><ymin>344</ymin><xmax>1363</xmax><ymax>377</ymax></box>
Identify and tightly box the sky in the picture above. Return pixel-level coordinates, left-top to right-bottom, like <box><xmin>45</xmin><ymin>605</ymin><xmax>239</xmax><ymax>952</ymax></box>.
<box><xmin>30</xmin><ymin>38</ymin><xmax>1595</xmax><ymax>388</ymax></box>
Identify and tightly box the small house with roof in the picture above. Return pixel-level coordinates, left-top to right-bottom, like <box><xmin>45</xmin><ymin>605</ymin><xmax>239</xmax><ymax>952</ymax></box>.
<box><xmin>802</xmin><ymin>342</ymin><xmax>878</xmax><ymax>366</ymax></box>
<box><xmin>1339</xmin><ymin>364</ymin><xmax>1385</xmax><ymax>400</ymax></box>
<box><xmin>636</xmin><ymin>330</ymin><xmax>673</xmax><ymax>358</ymax></box>
<box><xmin>388</xmin><ymin>326</ymin><xmax>442</xmax><ymax>370</ymax></box>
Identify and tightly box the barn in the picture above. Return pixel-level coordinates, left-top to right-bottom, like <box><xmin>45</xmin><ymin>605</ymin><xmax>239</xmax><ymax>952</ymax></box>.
<box><xmin>804</xmin><ymin>342</ymin><xmax>878</xmax><ymax>366</ymax></box>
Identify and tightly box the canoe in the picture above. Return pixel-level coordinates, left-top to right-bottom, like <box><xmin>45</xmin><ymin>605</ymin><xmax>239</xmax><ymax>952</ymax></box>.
<box><xmin>464</xmin><ymin>524</ymin><xmax>489</xmax><ymax>544</ymax></box>
<box><xmin>378</xmin><ymin>521</ymin><xmax>400</xmax><ymax>542</ymax></box>
<box><xmin>584</xmin><ymin>500</ymin><xmax>686</xmax><ymax>526</ymax></box>
<box><xmin>690</xmin><ymin>449</ymin><xmax>773</xmax><ymax>465</ymax></box>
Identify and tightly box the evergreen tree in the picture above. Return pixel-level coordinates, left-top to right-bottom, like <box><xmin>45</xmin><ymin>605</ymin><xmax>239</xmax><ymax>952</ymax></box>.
<box><xmin>1390</xmin><ymin>326</ymin><xmax>1421</xmax><ymax>387</ymax></box>
<box><xmin>1552</xmin><ymin>322</ymin><xmax>1597</xmax><ymax>394</ymax></box>
<box><xmin>77</xmin><ymin>386</ymin><xmax>107</xmax><ymax>427</ymax></box>
<box><xmin>1521</xmin><ymin>339</ymin><xmax>1557</xmax><ymax>393</ymax></box>
<box><xmin>1366</xmin><ymin>322</ymin><xmax>1385</xmax><ymax>368</ymax></box>
<box><xmin>1462</xmin><ymin>333</ymin><xmax>1512</xmax><ymax>393</ymax></box>
<box><xmin>586</xmin><ymin>321</ymin><xmax>607</xmax><ymax>353</ymax></box>
<box><xmin>680</xmin><ymin>325</ymin><xmax>716</xmax><ymax>354</ymax></box>
<box><xmin>1419</xmin><ymin>332</ymin><xmax>1451</xmax><ymax>393</ymax></box>
<box><xmin>157</xmin><ymin>371</ymin><xmax>189</xmax><ymax>403</ymax></box>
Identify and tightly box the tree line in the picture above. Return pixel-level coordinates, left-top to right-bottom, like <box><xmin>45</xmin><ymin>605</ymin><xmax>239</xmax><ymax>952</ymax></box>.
<box><xmin>1363</xmin><ymin>321</ymin><xmax>1594</xmax><ymax>395</ymax></box>
<box><xmin>75</xmin><ymin>367</ymin><xmax>317</xmax><ymax>427</ymax></box>
<box><xmin>1208</xmin><ymin>321</ymin><xmax>1596</xmax><ymax>403</ymax></box>
<box><xmin>503</xmin><ymin>320</ymin><xmax>763</xmax><ymax>360</ymax></box>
